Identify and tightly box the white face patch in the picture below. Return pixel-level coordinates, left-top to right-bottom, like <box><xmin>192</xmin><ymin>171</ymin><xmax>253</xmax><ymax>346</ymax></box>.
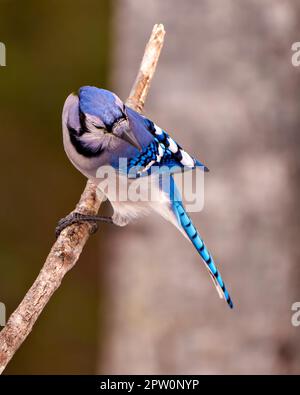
<box><xmin>85</xmin><ymin>113</ymin><xmax>106</xmax><ymax>130</ymax></box>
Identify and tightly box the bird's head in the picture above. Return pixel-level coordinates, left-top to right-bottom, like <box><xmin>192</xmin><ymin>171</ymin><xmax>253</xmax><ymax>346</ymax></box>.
<box><xmin>63</xmin><ymin>86</ymin><xmax>142</xmax><ymax>158</ymax></box>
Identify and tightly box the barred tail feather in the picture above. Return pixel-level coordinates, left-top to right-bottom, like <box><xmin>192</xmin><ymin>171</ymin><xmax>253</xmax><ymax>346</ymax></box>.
<box><xmin>173</xmin><ymin>202</ymin><xmax>233</xmax><ymax>309</ymax></box>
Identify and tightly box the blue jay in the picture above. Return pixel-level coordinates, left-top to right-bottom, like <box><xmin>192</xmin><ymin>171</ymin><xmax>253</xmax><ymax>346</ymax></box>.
<box><xmin>58</xmin><ymin>86</ymin><xmax>233</xmax><ymax>308</ymax></box>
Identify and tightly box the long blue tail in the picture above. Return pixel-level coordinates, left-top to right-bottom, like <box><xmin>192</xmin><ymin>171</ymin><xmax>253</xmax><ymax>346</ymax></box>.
<box><xmin>173</xmin><ymin>201</ymin><xmax>233</xmax><ymax>309</ymax></box>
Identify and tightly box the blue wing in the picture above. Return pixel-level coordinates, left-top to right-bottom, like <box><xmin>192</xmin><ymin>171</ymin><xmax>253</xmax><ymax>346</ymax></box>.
<box><xmin>115</xmin><ymin>107</ymin><xmax>209</xmax><ymax>177</ymax></box>
<box><xmin>141</xmin><ymin>115</ymin><xmax>209</xmax><ymax>171</ymax></box>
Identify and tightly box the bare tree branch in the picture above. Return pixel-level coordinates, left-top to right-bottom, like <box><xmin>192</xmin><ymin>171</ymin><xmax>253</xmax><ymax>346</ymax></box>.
<box><xmin>0</xmin><ymin>23</ymin><xmax>165</xmax><ymax>374</ymax></box>
<box><xmin>127</xmin><ymin>24</ymin><xmax>165</xmax><ymax>113</ymax></box>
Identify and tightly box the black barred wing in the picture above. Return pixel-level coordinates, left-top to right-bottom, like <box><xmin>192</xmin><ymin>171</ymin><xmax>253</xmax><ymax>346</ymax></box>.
<box><xmin>127</xmin><ymin>138</ymin><xmax>176</xmax><ymax>177</ymax></box>
<box><xmin>143</xmin><ymin>118</ymin><xmax>209</xmax><ymax>172</ymax></box>
<box><xmin>125</xmin><ymin>117</ymin><xmax>208</xmax><ymax>178</ymax></box>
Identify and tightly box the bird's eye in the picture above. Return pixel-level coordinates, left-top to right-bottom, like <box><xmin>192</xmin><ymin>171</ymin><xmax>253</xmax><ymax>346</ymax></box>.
<box><xmin>94</xmin><ymin>124</ymin><xmax>110</xmax><ymax>134</ymax></box>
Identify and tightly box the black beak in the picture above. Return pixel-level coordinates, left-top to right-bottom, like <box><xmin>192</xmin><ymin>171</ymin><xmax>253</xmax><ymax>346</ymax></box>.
<box><xmin>120</xmin><ymin>129</ymin><xmax>142</xmax><ymax>151</ymax></box>
<box><xmin>112</xmin><ymin>120</ymin><xmax>142</xmax><ymax>152</ymax></box>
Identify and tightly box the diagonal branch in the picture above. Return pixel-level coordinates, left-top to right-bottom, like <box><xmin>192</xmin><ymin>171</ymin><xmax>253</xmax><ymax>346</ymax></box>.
<box><xmin>0</xmin><ymin>23</ymin><xmax>165</xmax><ymax>374</ymax></box>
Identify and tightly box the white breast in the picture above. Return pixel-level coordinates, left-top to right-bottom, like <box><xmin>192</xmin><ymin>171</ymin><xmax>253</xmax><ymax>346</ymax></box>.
<box><xmin>93</xmin><ymin>171</ymin><xmax>179</xmax><ymax>229</ymax></box>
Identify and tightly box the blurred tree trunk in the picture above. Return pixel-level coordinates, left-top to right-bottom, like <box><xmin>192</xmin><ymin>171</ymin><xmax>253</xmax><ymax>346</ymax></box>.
<box><xmin>98</xmin><ymin>0</ymin><xmax>300</xmax><ymax>374</ymax></box>
<box><xmin>0</xmin><ymin>0</ymin><xmax>112</xmax><ymax>374</ymax></box>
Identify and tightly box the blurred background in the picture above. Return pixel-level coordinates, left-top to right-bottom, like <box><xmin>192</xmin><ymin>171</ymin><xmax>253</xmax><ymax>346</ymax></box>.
<box><xmin>1</xmin><ymin>0</ymin><xmax>300</xmax><ymax>374</ymax></box>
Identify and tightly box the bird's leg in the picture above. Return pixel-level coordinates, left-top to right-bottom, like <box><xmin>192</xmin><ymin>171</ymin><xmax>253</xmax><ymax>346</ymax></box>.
<box><xmin>55</xmin><ymin>212</ymin><xmax>113</xmax><ymax>238</ymax></box>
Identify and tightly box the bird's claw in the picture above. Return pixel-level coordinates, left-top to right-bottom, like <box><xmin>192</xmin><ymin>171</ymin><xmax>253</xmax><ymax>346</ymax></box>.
<box><xmin>55</xmin><ymin>212</ymin><xmax>113</xmax><ymax>238</ymax></box>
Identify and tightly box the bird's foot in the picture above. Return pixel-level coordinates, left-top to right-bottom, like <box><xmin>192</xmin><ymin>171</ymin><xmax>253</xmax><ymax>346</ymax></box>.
<box><xmin>55</xmin><ymin>212</ymin><xmax>113</xmax><ymax>238</ymax></box>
